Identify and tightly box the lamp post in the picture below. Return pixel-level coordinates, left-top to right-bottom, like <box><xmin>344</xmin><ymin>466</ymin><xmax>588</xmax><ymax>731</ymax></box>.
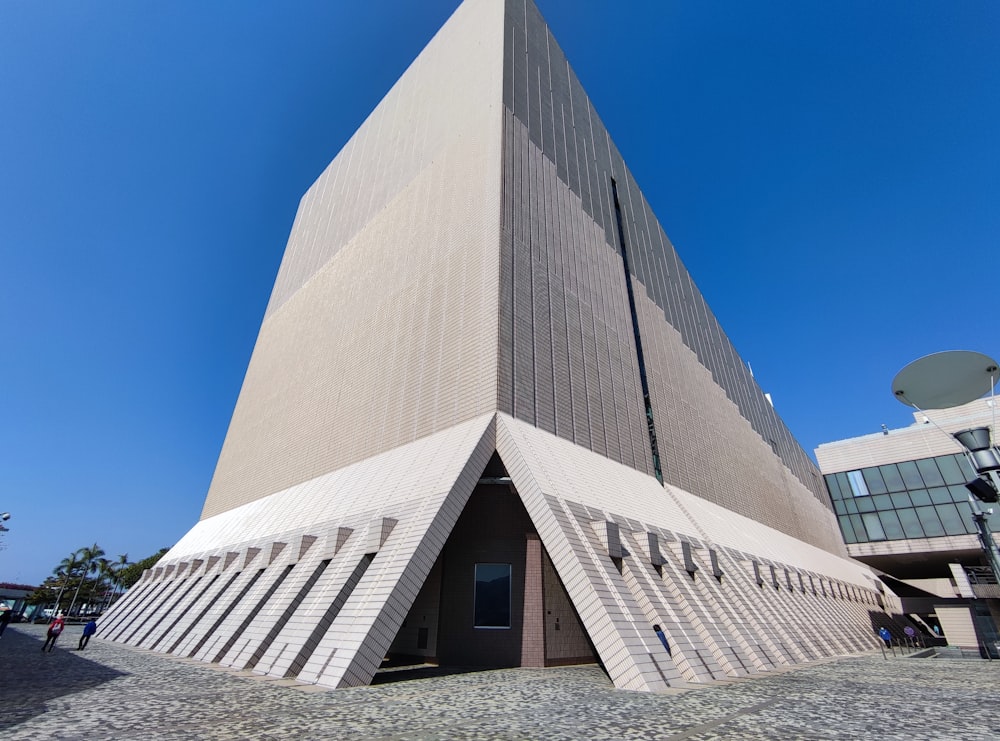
<box><xmin>952</xmin><ymin>427</ymin><xmax>1000</xmax><ymax>582</ymax></box>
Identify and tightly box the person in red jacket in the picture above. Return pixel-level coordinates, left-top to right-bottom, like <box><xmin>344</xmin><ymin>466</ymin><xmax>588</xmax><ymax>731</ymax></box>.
<box><xmin>42</xmin><ymin>613</ymin><xmax>65</xmax><ymax>652</ymax></box>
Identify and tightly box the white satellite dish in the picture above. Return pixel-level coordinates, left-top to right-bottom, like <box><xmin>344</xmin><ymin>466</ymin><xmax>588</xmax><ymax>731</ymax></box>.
<box><xmin>891</xmin><ymin>351</ymin><xmax>998</xmax><ymax>410</ymax></box>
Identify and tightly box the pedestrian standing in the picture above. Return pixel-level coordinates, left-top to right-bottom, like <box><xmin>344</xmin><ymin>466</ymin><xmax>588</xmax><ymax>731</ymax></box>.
<box><xmin>878</xmin><ymin>626</ymin><xmax>892</xmax><ymax>647</ymax></box>
<box><xmin>78</xmin><ymin>618</ymin><xmax>98</xmax><ymax>650</ymax></box>
<box><xmin>42</xmin><ymin>613</ymin><xmax>66</xmax><ymax>652</ymax></box>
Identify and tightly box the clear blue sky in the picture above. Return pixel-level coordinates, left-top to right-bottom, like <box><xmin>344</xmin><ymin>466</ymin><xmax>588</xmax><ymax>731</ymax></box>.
<box><xmin>2</xmin><ymin>0</ymin><xmax>997</xmax><ymax>585</ymax></box>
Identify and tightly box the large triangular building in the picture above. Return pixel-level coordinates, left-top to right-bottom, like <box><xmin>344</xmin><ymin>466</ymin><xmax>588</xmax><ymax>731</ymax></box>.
<box><xmin>102</xmin><ymin>0</ymin><xmax>890</xmax><ymax>691</ymax></box>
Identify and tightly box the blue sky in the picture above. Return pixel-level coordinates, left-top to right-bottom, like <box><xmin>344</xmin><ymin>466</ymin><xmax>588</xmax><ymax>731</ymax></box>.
<box><xmin>2</xmin><ymin>0</ymin><xmax>997</xmax><ymax>586</ymax></box>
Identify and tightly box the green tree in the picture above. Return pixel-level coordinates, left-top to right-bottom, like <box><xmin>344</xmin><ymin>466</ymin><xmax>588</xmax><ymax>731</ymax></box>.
<box><xmin>68</xmin><ymin>543</ymin><xmax>105</xmax><ymax>617</ymax></box>
<box><xmin>116</xmin><ymin>548</ymin><xmax>169</xmax><ymax>590</ymax></box>
<box><xmin>49</xmin><ymin>552</ymin><xmax>83</xmax><ymax>615</ymax></box>
<box><xmin>104</xmin><ymin>553</ymin><xmax>130</xmax><ymax>610</ymax></box>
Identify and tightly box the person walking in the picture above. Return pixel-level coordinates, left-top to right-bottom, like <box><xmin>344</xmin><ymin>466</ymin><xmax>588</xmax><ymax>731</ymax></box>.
<box><xmin>78</xmin><ymin>618</ymin><xmax>97</xmax><ymax>650</ymax></box>
<box><xmin>41</xmin><ymin>613</ymin><xmax>66</xmax><ymax>652</ymax></box>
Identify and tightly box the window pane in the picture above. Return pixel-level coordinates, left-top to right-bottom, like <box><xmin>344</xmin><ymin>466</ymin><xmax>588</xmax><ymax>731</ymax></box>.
<box><xmin>835</xmin><ymin>472</ymin><xmax>852</xmax><ymax>498</ymax></box>
<box><xmin>862</xmin><ymin>467</ymin><xmax>888</xmax><ymax>495</ymax></box>
<box><xmin>915</xmin><ymin>507</ymin><xmax>946</xmax><ymax>537</ymax></box>
<box><xmin>862</xmin><ymin>512</ymin><xmax>886</xmax><ymax>541</ymax></box>
<box><xmin>825</xmin><ymin>474</ymin><xmax>843</xmax><ymax>500</ymax></box>
<box><xmin>838</xmin><ymin>516</ymin><xmax>858</xmax><ymax>544</ymax></box>
<box><xmin>847</xmin><ymin>470</ymin><xmax>870</xmax><ymax>497</ymax></box>
<box><xmin>872</xmin><ymin>494</ymin><xmax>893</xmax><ymax>511</ymax></box>
<box><xmin>954</xmin><ymin>501</ymin><xmax>978</xmax><ymax>534</ymax></box>
<box><xmin>474</xmin><ymin>563</ymin><xmax>511</xmax><ymax>628</ymax></box>
<box><xmin>890</xmin><ymin>492</ymin><xmax>912</xmax><ymax>508</ymax></box>
<box><xmin>936</xmin><ymin>455</ymin><xmax>966</xmax><ymax>486</ymax></box>
<box><xmin>936</xmin><ymin>503</ymin><xmax>966</xmax><ymax>536</ymax></box>
<box><xmin>833</xmin><ymin>499</ymin><xmax>847</xmax><ymax>515</ymax></box>
<box><xmin>878</xmin><ymin>510</ymin><xmax>905</xmax><ymax>540</ymax></box>
<box><xmin>897</xmin><ymin>509</ymin><xmax>925</xmax><ymax>538</ymax></box>
<box><xmin>856</xmin><ymin>496</ymin><xmax>877</xmax><ymax>513</ymax></box>
<box><xmin>898</xmin><ymin>461</ymin><xmax>924</xmax><ymax>489</ymax></box>
<box><xmin>845</xmin><ymin>498</ymin><xmax>859</xmax><ymax>514</ymax></box>
<box><xmin>956</xmin><ymin>454</ymin><xmax>976</xmax><ymax>480</ymax></box>
<box><xmin>909</xmin><ymin>489</ymin><xmax>931</xmax><ymax>506</ymax></box>
<box><xmin>928</xmin><ymin>487</ymin><xmax>952</xmax><ymax>505</ymax></box>
<box><xmin>948</xmin><ymin>485</ymin><xmax>970</xmax><ymax>502</ymax></box>
<box><xmin>879</xmin><ymin>464</ymin><xmax>906</xmax><ymax>492</ymax></box>
<box><xmin>849</xmin><ymin>514</ymin><xmax>866</xmax><ymax>542</ymax></box>
<box><xmin>916</xmin><ymin>459</ymin><xmax>945</xmax><ymax>487</ymax></box>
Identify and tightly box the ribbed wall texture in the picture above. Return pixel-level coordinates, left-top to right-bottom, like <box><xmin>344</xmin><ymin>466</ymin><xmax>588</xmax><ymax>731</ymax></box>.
<box><xmin>500</xmin><ymin>0</ymin><xmax>835</xmax><ymax>549</ymax></box>
<box><xmin>201</xmin><ymin>0</ymin><xmax>505</xmax><ymax>518</ymax></box>
<box><xmin>203</xmin><ymin>0</ymin><xmax>835</xmax><ymax>544</ymax></box>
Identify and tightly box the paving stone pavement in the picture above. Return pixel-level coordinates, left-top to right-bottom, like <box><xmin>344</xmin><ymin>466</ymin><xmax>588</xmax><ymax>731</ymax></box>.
<box><xmin>2</xmin><ymin>623</ymin><xmax>999</xmax><ymax>740</ymax></box>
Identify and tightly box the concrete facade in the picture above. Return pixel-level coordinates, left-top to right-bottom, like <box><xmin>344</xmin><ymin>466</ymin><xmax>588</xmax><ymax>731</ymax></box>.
<box><xmin>102</xmin><ymin>0</ymin><xmax>889</xmax><ymax>692</ymax></box>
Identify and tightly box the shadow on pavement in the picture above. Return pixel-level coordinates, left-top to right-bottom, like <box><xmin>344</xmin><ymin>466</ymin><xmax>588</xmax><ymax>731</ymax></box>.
<box><xmin>0</xmin><ymin>625</ymin><xmax>128</xmax><ymax>730</ymax></box>
<box><xmin>370</xmin><ymin>663</ymin><xmax>496</xmax><ymax>685</ymax></box>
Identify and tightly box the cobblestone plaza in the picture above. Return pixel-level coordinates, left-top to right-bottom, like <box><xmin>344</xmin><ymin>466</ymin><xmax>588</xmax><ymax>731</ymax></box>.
<box><xmin>2</xmin><ymin>624</ymin><xmax>998</xmax><ymax>740</ymax></box>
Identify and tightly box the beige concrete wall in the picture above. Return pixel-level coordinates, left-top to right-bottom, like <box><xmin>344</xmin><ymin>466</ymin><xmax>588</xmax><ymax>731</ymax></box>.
<box><xmin>202</xmin><ymin>0</ymin><xmax>505</xmax><ymax>518</ymax></box>
<box><xmin>816</xmin><ymin>398</ymin><xmax>998</xmax><ymax>473</ymax></box>
<box><xmin>936</xmin><ymin>605</ymin><xmax>978</xmax><ymax>649</ymax></box>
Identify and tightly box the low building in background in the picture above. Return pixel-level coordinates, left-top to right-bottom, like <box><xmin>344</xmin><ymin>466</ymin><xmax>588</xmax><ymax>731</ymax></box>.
<box><xmin>100</xmin><ymin>0</ymin><xmax>892</xmax><ymax>691</ymax></box>
<box><xmin>816</xmin><ymin>398</ymin><xmax>1000</xmax><ymax>655</ymax></box>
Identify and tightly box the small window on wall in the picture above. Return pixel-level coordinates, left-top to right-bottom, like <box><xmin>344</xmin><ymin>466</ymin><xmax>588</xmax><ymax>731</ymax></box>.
<box><xmin>474</xmin><ymin>563</ymin><xmax>511</xmax><ymax>629</ymax></box>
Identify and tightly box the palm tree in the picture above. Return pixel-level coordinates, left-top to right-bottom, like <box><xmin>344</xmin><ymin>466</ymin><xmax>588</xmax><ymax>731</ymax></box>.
<box><xmin>52</xmin><ymin>552</ymin><xmax>82</xmax><ymax>617</ymax></box>
<box><xmin>67</xmin><ymin>543</ymin><xmax>105</xmax><ymax>617</ymax></box>
<box><xmin>88</xmin><ymin>557</ymin><xmax>112</xmax><ymax>612</ymax></box>
<box><xmin>104</xmin><ymin>553</ymin><xmax>129</xmax><ymax>611</ymax></box>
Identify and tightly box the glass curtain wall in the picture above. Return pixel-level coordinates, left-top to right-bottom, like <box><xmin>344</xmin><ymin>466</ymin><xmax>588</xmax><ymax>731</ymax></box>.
<box><xmin>825</xmin><ymin>453</ymin><xmax>995</xmax><ymax>544</ymax></box>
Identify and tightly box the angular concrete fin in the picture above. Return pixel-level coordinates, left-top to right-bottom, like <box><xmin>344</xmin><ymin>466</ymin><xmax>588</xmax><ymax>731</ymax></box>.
<box><xmin>681</xmin><ymin>541</ymin><xmax>699</xmax><ymax>575</ymax></box>
<box><xmin>190</xmin><ymin>559</ymin><xmax>205</xmax><ymax>575</ymax></box>
<box><xmin>152</xmin><ymin>566</ymin><xmax>165</xmax><ymax>580</ymax></box>
<box><xmin>496</xmin><ymin>414</ymin><xmax>674</xmax><ymax>692</ymax></box>
<box><xmin>643</xmin><ymin>532</ymin><xmax>666</xmax><ymax>566</ymax></box>
<box><xmin>175</xmin><ymin>562</ymin><xmax>189</xmax><ymax>577</ymax></box>
<box><xmin>268</xmin><ymin>542</ymin><xmax>287</xmax><ymax>565</ymax></box>
<box><xmin>590</xmin><ymin>520</ymin><xmax>622</xmax><ymax>559</ymax></box>
<box><xmin>297</xmin><ymin>534</ymin><xmax>318</xmax><ymax>560</ymax></box>
<box><xmin>206</xmin><ymin>555</ymin><xmax>221</xmax><ymax>572</ymax></box>
<box><xmin>330</xmin><ymin>527</ymin><xmax>353</xmax><ymax>556</ymax></box>
<box><xmin>364</xmin><ymin>518</ymin><xmax>398</xmax><ymax>554</ymax></box>
<box><xmin>709</xmin><ymin>549</ymin><xmax>723</xmax><ymax>578</ymax></box>
<box><xmin>311</xmin><ymin>415</ymin><xmax>499</xmax><ymax>690</ymax></box>
<box><xmin>223</xmin><ymin>551</ymin><xmax>240</xmax><ymax>570</ymax></box>
<box><xmin>243</xmin><ymin>547</ymin><xmax>261</xmax><ymax>568</ymax></box>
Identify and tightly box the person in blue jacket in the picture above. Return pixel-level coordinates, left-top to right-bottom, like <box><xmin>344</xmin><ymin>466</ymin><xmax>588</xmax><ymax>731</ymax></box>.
<box><xmin>878</xmin><ymin>626</ymin><xmax>892</xmax><ymax>646</ymax></box>
<box><xmin>78</xmin><ymin>618</ymin><xmax>98</xmax><ymax>650</ymax></box>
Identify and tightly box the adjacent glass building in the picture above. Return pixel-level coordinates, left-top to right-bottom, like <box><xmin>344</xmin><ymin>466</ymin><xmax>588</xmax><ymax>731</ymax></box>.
<box><xmin>826</xmin><ymin>452</ymin><xmax>984</xmax><ymax>544</ymax></box>
<box><xmin>816</xmin><ymin>398</ymin><xmax>1000</xmax><ymax>654</ymax></box>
